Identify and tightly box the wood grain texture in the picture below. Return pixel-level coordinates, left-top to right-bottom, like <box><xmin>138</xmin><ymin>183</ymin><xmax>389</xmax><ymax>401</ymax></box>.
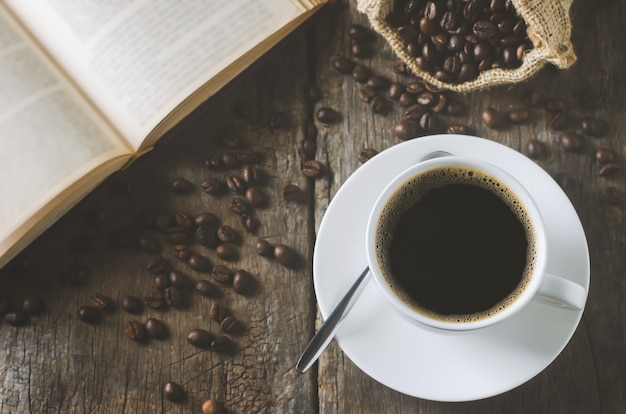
<box><xmin>1</xmin><ymin>0</ymin><xmax>625</xmax><ymax>413</ymax></box>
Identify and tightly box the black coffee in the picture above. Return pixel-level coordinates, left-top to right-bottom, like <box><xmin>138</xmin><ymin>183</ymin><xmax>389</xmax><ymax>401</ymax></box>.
<box><xmin>375</xmin><ymin>166</ymin><xmax>536</xmax><ymax>323</ymax></box>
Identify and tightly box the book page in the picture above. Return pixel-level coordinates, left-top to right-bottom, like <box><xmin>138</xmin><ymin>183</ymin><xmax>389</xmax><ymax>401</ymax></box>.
<box><xmin>0</xmin><ymin>7</ymin><xmax>131</xmax><ymax>266</ymax></box>
<box><xmin>5</xmin><ymin>0</ymin><xmax>322</xmax><ymax>150</ymax></box>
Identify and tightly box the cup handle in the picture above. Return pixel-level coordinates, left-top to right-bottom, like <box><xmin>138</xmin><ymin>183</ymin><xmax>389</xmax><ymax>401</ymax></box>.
<box><xmin>534</xmin><ymin>273</ymin><xmax>587</xmax><ymax>310</ymax></box>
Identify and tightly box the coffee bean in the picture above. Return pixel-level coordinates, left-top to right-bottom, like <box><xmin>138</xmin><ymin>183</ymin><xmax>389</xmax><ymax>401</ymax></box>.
<box><xmin>256</xmin><ymin>239</ymin><xmax>274</xmax><ymax>257</ymax></box>
<box><xmin>164</xmin><ymin>287</ymin><xmax>183</xmax><ymax>307</ymax></box>
<box><xmin>220</xmin><ymin>316</ymin><xmax>243</xmax><ymax>335</ymax></box>
<box><xmin>358</xmin><ymin>148</ymin><xmax>378</xmax><ymax>163</ymax></box>
<box><xmin>419</xmin><ymin>112</ymin><xmax>439</xmax><ymax>132</ymax></box>
<box><xmin>244</xmin><ymin>187</ymin><xmax>267</xmax><ymax>208</ymax></box>
<box><xmin>202</xmin><ymin>399</ymin><xmax>224</xmax><ymax>414</ymax></box>
<box><xmin>599</xmin><ymin>163</ymin><xmax>621</xmax><ymax>177</ymax></box>
<box><xmin>332</xmin><ymin>57</ymin><xmax>354</xmax><ymax>74</ymax></box>
<box><xmin>447</xmin><ymin>123</ymin><xmax>474</xmax><ymax>134</ymax></box>
<box><xmin>431</xmin><ymin>94</ymin><xmax>448</xmax><ymax>113</ymax></box>
<box><xmin>196</xmin><ymin>225</ymin><xmax>219</xmax><ymax>248</ymax></box>
<box><xmin>316</xmin><ymin>107</ymin><xmax>341</xmax><ymax>124</ymax></box>
<box><xmin>388</xmin><ymin>82</ymin><xmax>405</xmax><ymax>100</ymax></box>
<box><xmin>211</xmin><ymin>336</ymin><xmax>236</xmax><ymax>354</ymax></box>
<box><xmin>154</xmin><ymin>274</ymin><xmax>170</xmax><ymax>292</ymax></box>
<box><xmin>359</xmin><ymin>86</ymin><xmax>376</xmax><ymax>103</ymax></box>
<box><xmin>77</xmin><ymin>306</ymin><xmax>100</xmax><ymax>324</ymax></box>
<box><xmin>232</xmin><ymin>270</ymin><xmax>255</xmax><ymax>295</ymax></box>
<box><xmin>163</xmin><ymin>382</ymin><xmax>185</xmax><ymax>403</ymax></box>
<box><xmin>194</xmin><ymin>212</ymin><xmax>219</xmax><ymax>227</ymax></box>
<box><xmin>581</xmin><ymin>117</ymin><xmax>608</xmax><ymax>137</ymax></box>
<box><xmin>171</xmin><ymin>177</ymin><xmax>193</xmax><ymax>194</ymax></box>
<box><xmin>393</xmin><ymin>119</ymin><xmax>419</xmax><ymax>140</ymax></box>
<box><xmin>274</xmin><ymin>244</ymin><xmax>300</xmax><ymax>269</ymax></box>
<box><xmin>404</xmin><ymin>104</ymin><xmax>427</xmax><ymax>121</ymax></box>
<box><xmin>187</xmin><ymin>328</ymin><xmax>213</xmax><ymax>348</ymax></box>
<box><xmin>201</xmin><ymin>177</ymin><xmax>226</xmax><ymax>195</ymax></box>
<box><xmin>351</xmin><ymin>40</ymin><xmax>372</xmax><ymax>58</ymax></box>
<box><xmin>89</xmin><ymin>293</ymin><xmax>111</xmax><ymax>312</ymax></box>
<box><xmin>125</xmin><ymin>320</ymin><xmax>147</xmax><ymax>342</ymax></box>
<box><xmin>481</xmin><ymin>107</ymin><xmax>507</xmax><ymax>129</ymax></box>
<box><xmin>348</xmin><ymin>23</ymin><xmax>374</xmax><ymax>41</ymax></box>
<box><xmin>217</xmin><ymin>225</ymin><xmax>238</xmax><ymax>244</ymax></box>
<box><xmin>371</xmin><ymin>96</ymin><xmax>387</xmax><ymax>114</ymax></box>
<box><xmin>216</xmin><ymin>244</ymin><xmax>239</xmax><ymax>261</ymax></box>
<box><xmin>508</xmin><ymin>108</ymin><xmax>530</xmax><ymax>123</ymax></box>
<box><xmin>226</xmin><ymin>175</ymin><xmax>247</xmax><ymax>193</ymax></box>
<box><xmin>367</xmin><ymin>75</ymin><xmax>390</xmax><ymax>90</ymax></box>
<box><xmin>146</xmin><ymin>255</ymin><xmax>169</xmax><ymax>274</ymax></box>
<box><xmin>282</xmin><ymin>184</ymin><xmax>305</xmax><ymax>202</ymax></box>
<box><xmin>164</xmin><ymin>226</ymin><xmax>191</xmax><ymax>244</ymax></box>
<box><xmin>4</xmin><ymin>311</ymin><xmax>29</xmax><ymax>327</ymax></box>
<box><xmin>205</xmin><ymin>155</ymin><xmax>223</xmax><ymax>170</ymax></box>
<box><xmin>173</xmin><ymin>244</ymin><xmax>191</xmax><ymax>261</ymax></box>
<box><xmin>230</xmin><ymin>197</ymin><xmax>250</xmax><ymax>215</ymax></box>
<box><xmin>189</xmin><ymin>253</ymin><xmax>212</xmax><ymax>272</ymax></box>
<box><xmin>559</xmin><ymin>131</ymin><xmax>582</xmax><ymax>152</ymax></box>
<box><xmin>122</xmin><ymin>296</ymin><xmax>143</xmax><ymax>314</ymax></box>
<box><xmin>351</xmin><ymin>64</ymin><xmax>371</xmax><ymax>83</ymax></box>
<box><xmin>305</xmin><ymin>84</ymin><xmax>322</xmax><ymax>102</ymax></box>
<box><xmin>173</xmin><ymin>211</ymin><xmax>193</xmax><ymax>229</ymax></box>
<box><xmin>210</xmin><ymin>265</ymin><xmax>232</xmax><ymax>284</ymax></box>
<box><xmin>302</xmin><ymin>160</ymin><xmax>324</xmax><ymax>178</ymax></box>
<box><xmin>241</xmin><ymin>165</ymin><xmax>263</xmax><ymax>185</ymax></box>
<box><xmin>145</xmin><ymin>318</ymin><xmax>169</xmax><ymax>340</ymax></box>
<box><xmin>144</xmin><ymin>292</ymin><xmax>165</xmax><ymax>309</ymax></box>
<box><xmin>195</xmin><ymin>280</ymin><xmax>218</xmax><ymax>297</ymax></box>
<box><xmin>526</xmin><ymin>139</ymin><xmax>546</xmax><ymax>159</ymax></box>
<box><xmin>21</xmin><ymin>295</ymin><xmax>45</xmax><ymax>315</ymax></box>
<box><xmin>241</xmin><ymin>213</ymin><xmax>259</xmax><ymax>234</ymax></box>
<box><xmin>595</xmin><ymin>148</ymin><xmax>616</xmax><ymax>164</ymax></box>
<box><xmin>302</xmin><ymin>139</ymin><xmax>317</xmax><ymax>159</ymax></box>
<box><xmin>209</xmin><ymin>303</ymin><xmax>228</xmax><ymax>322</ymax></box>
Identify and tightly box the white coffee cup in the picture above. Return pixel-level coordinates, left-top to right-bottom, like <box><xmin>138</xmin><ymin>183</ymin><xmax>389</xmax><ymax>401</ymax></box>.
<box><xmin>365</xmin><ymin>155</ymin><xmax>587</xmax><ymax>332</ymax></box>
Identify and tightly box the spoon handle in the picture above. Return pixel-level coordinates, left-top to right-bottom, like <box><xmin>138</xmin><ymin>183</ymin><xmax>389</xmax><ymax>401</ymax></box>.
<box><xmin>296</xmin><ymin>267</ymin><xmax>371</xmax><ymax>373</ymax></box>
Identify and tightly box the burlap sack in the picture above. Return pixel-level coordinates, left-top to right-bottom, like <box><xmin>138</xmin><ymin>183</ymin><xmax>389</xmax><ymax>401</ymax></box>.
<box><xmin>357</xmin><ymin>0</ymin><xmax>577</xmax><ymax>92</ymax></box>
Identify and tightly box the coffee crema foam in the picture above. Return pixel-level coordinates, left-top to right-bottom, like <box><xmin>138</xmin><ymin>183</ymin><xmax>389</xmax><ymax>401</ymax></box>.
<box><xmin>375</xmin><ymin>166</ymin><xmax>537</xmax><ymax>324</ymax></box>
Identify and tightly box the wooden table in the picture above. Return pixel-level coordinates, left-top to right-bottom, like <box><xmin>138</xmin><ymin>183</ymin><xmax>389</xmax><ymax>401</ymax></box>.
<box><xmin>1</xmin><ymin>1</ymin><xmax>624</xmax><ymax>412</ymax></box>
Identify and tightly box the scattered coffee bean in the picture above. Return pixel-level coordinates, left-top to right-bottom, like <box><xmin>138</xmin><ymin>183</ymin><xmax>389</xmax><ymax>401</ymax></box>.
<box><xmin>154</xmin><ymin>274</ymin><xmax>170</xmax><ymax>292</ymax></box>
<box><xmin>526</xmin><ymin>139</ymin><xmax>546</xmax><ymax>159</ymax></box>
<box><xmin>187</xmin><ymin>328</ymin><xmax>213</xmax><ymax>348</ymax></box>
<box><xmin>559</xmin><ymin>131</ymin><xmax>582</xmax><ymax>152</ymax></box>
<box><xmin>316</xmin><ymin>107</ymin><xmax>341</xmax><ymax>124</ymax></box>
<box><xmin>226</xmin><ymin>175</ymin><xmax>247</xmax><ymax>193</ymax></box>
<box><xmin>358</xmin><ymin>86</ymin><xmax>376</xmax><ymax>103</ymax></box>
<box><xmin>211</xmin><ymin>336</ymin><xmax>236</xmax><ymax>354</ymax></box>
<box><xmin>205</xmin><ymin>154</ymin><xmax>223</xmax><ymax>170</ymax></box>
<box><xmin>216</xmin><ymin>225</ymin><xmax>238</xmax><ymax>244</ymax></box>
<box><xmin>4</xmin><ymin>311</ymin><xmax>28</xmax><ymax>327</ymax></box>
<box><xmin>216</xmin><ymin>244</ymin><xmax>239</xmax><ymax>261</ymax></box>
<box><xmin>220</xmin><ymin>316</ymin><xmax>243</xmax><ymax>335</ymax></box>
<box><xmin>274</xmin><ymin>244</ymin><xmax>300</xmax><ymax>269</ymax></box>
<box><xmin>367</xmin><ymin>75</ymin><xmax>389</xmax><ymax>90</ymax></box>
<box><xmin>77</xmin><ymin>306</ymin><xmax>100</xmax><ymax>324</ymax></box>
<box><xmin>348</xmin><ymin>23</ymin><xmax>374</xmax><ymax>41</ymax></box>
<box><xmin>209</xmin><ymin>303</ymin><xmax>228</xmax><ymax>322</ymax></box>
<box><xmin>398</xmin><ymin>92</ymin><xmax>416</xmax><ymax>107</ymax></box>
<box><xmin>508</xmin><ymin>108</ymin><xmax>530</xmax><ymax>124</ymax></box>
<box><xmin>481</xmin><ymin>107</ymin><xmax>507</xmax><ymax>129</ymax></box>
<box><xmin>598</xmin><ymin>163</ymin><xmax>621</xmax><ymax>177</ymax></box>
<box><xmin>21</xmin><ymin>295</ymin><xmax>45</xmax><ymax>315</ymax></box>
<box><xmin>171</xmin><ymin>177</ymin><xmax>193</xmax><ymax>194</ymax></box>
<box><xmin>173</xmin><ymin>244</ymin><xmax>191</xmax><ymax>261</ymax></box>
<box><xmin>371</xmin><ymin>95</ymin><xmax>387</xmax><ymax>114</ymax></box>
<box><xmin>244</xmin><ymin>187</ymin><xmax>267</xmax><ymax>207</ymax></box>
<box><xmin>447</xmin><ymin>123</ymin><xmax>473</xmax><ymax>134</ymax></box>
<box><xmin>241</xmin><ymin>165</ymin><xmax>263</xmax><ymax>185</ymax></box>
<box><xmin>388</xmin><ymin>82</ymin><xmax>405</xmax><ymax>100</ymax></box>
<box><xmin>144</xmin><ymin>292</ymin><xmax>165</xmax><ymax>309</ymax></box>
<box><xmin>164</xmin><ymin>286</ymin><xmax>183</xmax><ymax>307</ymax></box>
<box><xmin>146</xmin><ymin>255</ymin><xmax>169</xmax><ymax>274</ymax></box>
<box><xmin>405</xmin><ymin>103</ymin><xmax>428</xmax><ymax>120</ymax></box>
<box><xmin>283</xmin><ymin>184</ymin><xmax>305</xmax><ymax>202</ymax></box>
<box><xmin>256</xmin><ymin>239</ymin><xmax>274</xmax><ymax>257</ymax></box>
<box><xmin>189</xmin><ymin>253</ymin><xmax>212</xmax><ymax>272</ymax></box>
<box><xmin>241</xmin><ymin>213</ymin><xmax>259</xmax><ymax>234</ymax></box>
<box><xmin>393</xmin><ymin>119</ymin><xmax>419</xmax><ymax>140</ymax></box>
<box><xmin>201</xmin><ymin>177</ymin><xmax>226</xmax><ymax>195</ymax></box>
<box><xmin>164</xmin><ymin>226</ymin><xmax>191</xmax><ymax>244</ymax></box>
<box><xmin>230</xmin><ymin>197</ymin><xmax>250</xmax><ymax>215</ymax></box>
<box><xmin>595</xmin><ymin>148</ymin><xmax>616</xmax><ymax>164</ymax></box>
<box><xmin>581</xmin><ymin>116</ymin><xmax>608</xmax><ymax>137</ymax></box>
<box><xmin>221</xmin><ymin>152</ymin><xmax>239</xmax><ymax>169</ymax></box>
<box><xmin>173</xmin><ymin>211</ymin><xmax>193</xmax><ymax>229</ymax></box>
<box><xmin>122</xmin><ymin>296</ymin><xmax>143</xmax><ymax>314</ymax></box>
<box><xmin>302</xmin><ymin>139</ymin><xmax>317</xmax><ymax>158</ymax></box>
<box><xmin>195</xmin><ymin>280</ymin><xmax>218</xmax><ymax>297</ymax></box>
<box><xmin>232</xmin><ymin>270</ymin><xmax>255</xmax><ymax>295</ymax></box>
<box><xmin>196</xmin><ymin>225</ymin><xmax>219</xmax><ymax>248</ymax></box>
<box><xmin>352</xmin><ymin>64</ymin><xmax>371</xmax><ymax>83</ymax></box>
<box><xmin>125</xmin><ymin>320</ymin><xmax>147</xmax><ymax>342</ymax></box>
<box><xmin>202</xmin><ymin>399</ymin><xmax>224</xmax><ymax>414</ymax></box>
<box><xmin>145</xmin><ymin>318</ymin><xmax>169</xmax><ymax>340</ymax></box>
<box><xmin>89</xmin><ymin>293</ymin><xmax>111</xmax><ymax>312</ymax></box>
<box><xmin>302</xmin><ymin>160</ymin><xmax>324</xmax><ymax>178</ymax></box>
<box><xmin>332</xmin><ymin>57</ymin><xmax>354</xmax><ymax>74</ymax></box>
<box><xmin>358</xmin><ymin>148</ymin><xmax>378</xmax><ymax>163</ymax></box>
<box><xmin>194</xmin><ymin>212</ymin><xmax>219</xmax><ymax>227</ymax></box>
<box><xmin>163</xmin><ymin>382</ymin><xmax>185</xmax><ymax>403</ymax></box>
<box><xmin>210</xmin><ymin>265</ymin><xmax>232</xmax><ymax>284</ymax></box>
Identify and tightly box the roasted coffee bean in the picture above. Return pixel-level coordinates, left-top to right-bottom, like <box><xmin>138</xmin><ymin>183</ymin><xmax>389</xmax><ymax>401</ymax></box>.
<box><xmin>232</xmin><ymin>270</ymin><xmax>255</xmax><ymax>295</ymax></box>
<box><xmin>195</xmin><ymin>280</ymin><xmax>218</xmax><ymax>297</ymax></box>
<box><xmin>202</xmin><ymin>399</ymin><xmax>224</xmax><ymax>414</ymax></box>
<box><xmin>581</xmin><ymin>117</ymin><xmax>608</xmax><ymax>137</ymax></box>
<box><xmin>220</xmin><ymin>316</ymin><xmax>243</xmax><ymax>335</ymax></box>
<box><xmin>221</xmin><ymin>152</ymin><xmax>240</xmax><ymax>169</ymax></box>
<box><xmin>168</xmin><ymin>271</ymin><xmax>189</xmax><ymax>290</ymax></box>
<box><xmin>526</xmin><ymin>139</ymin><xmax>546</xmax><ymax>159</ymax></box>
<box><xmin>605</xmin><ymin>186</ymin><xmax>624</xmax><ymax>205</ymax></box>
<box><xmin>89</xmin><ymin>293</ymin><xmax>111</xmax><ymax>311</ymax></box>
<box><xmin>144</xmin><ymin>292</ymin><xmax>165</xmax><ymax>309</ymax></box>
<box><xmin>137</xmin><ymin>234</ymin><xmax>160</xmax><ymax>253</ymax></box>
<box><xmin>256</xmin><ymin>239</ymin><xmax>274</xmax><ymax>257</ymax></box>
<box><xmin>388</xmin><ymin>82</ymin><xmax>405</xmax><ymax>100</ymax></box>
<box><xmin>398</xmin><ymin>92</ymin><xmax>417</xmax><ymax>107</ymax></box>
<box><xmin>122</xmin><ymin>296</ymin><xmax>143</xmax><ymax>314</ymax></box>
<box><xmin>187</xmin><ymin>328</ymin><xmax>213</xmax><ymax>348</ymax></box>
<box><xmin>431</xmin><ymin>94</ymin><xmax>448</xmax><ymax>113</ymax></box>
<box><xmin>241</xmin><ymin>213</ymin><xmax>259</xmax><ymax>234</ymax></box>
<box><xmin>447</xmin><ymin>123</ymin><xmax>474</xmax><ymax>134</ymax></box>
<box><xmin>216</xmin><ymin>225</ymin><xmax>238</xmax><ymax>244</ymax></box>
<box><xmin>211</xmin><ymin>336</ymin><xmax>236</xmax><ymax>354</ymax></box>
<box><xmin>216</xmin><ymin>244</ymin><xmax>239</xmax><ymax>261</ymax></box>
<box><xmin>209</xmin><ymin>303</ymin><xmax>228</xmax><ymax>322</ymax></box>
<box><xmin>305</xmin><ymin>122</ymin><xmax>318</xmax><ymax>141</ymax></box>
<box><xmin>210</xmin><ymin>265</ymin><xmax>232</xmax><ymax>284</ymax></box>
<box><xmin>358</xmin><ymin>148</ymin><xmax>378</xmax><ymax>163</ymax></box>
<box><xmin>282</xmin><ymin>184</ymin><xmax>305</xmax><ymax>202</ymax></box>
<box><xmin>125</xmin><ymin>320</ymin><xmax>147</xmax><ymax>342</ymax></box>
<box><xmin>351</xmin><ymin>64</ymin><xmax>371</xmax><ymax>83</ymax></box>
<box><xmin>173</xmin><ymin>211</ymin><xmax>193</xmax><ymax>229</ymax></box>
<box><xmin>236</xmin><ymin>150</ymin><xmax>263</xmax><ymax>165</ymax></box>
<box><xmin>229</xmin><ymin>197</ymin><xmax>249</xmax><ymax>215</ymax></box>
<box><xmin>547</xmin><ymin>110</ymin><xmax>567</xmax><ymax>130</ymax></box>
<box><xmin>189</xmin><ymin>253</ymin><xmax>212</xmax><ymax>272</ymax></box>
<box><xmin>226</xmin><ymin>175</ymin><xmax>247</xmax><ymax>193</ymax></box>
<box><xmin>195</xmin><ymin>224</ymin><xmax>218</xmax><ymax>248</ymax></box>
<box><xmin>348</xmin><ymin>23</ymin><xmax>374</xmax><ymax>41</ymax></box>
<box><xmin>171</xmin><ymin>177</ymin><xmax>193</xmax><ymax>194</ymax></box>
<box><xmin>599</xmin><ymin>163</ymin><xmax>621</xmax><ymax>177</ymax></box>
<box><xmin>145</xmin><ymin>318</ymin><xmax>169</xmax><ymax>340</ymax></box>
<box><xmin>201</xmin><ymin>177</ymin><xmax>226</xmax><ymax>195</ymax></box>
<box><xmin>508</xmin><ymin>108</ymin><xmax>530</xmax><ymax>123</ymax></box>
<box><xmin>153</xmin><ymin>274</ymin><xmax>170</xmax><ymax>292</ymax></box>
<box><xmin>481</xmin><ymin>107</ymin><xmax>507</xmax><ymax>129</ymax></box>
<box><xmin>147</xmin><ymin>255</ymin><xmax>169</xmax><ymax>274</ymax></box>
<box><xmin>163</xmin><ymin>382</ymin><xmax>185</xmax><ymax>403</ymax></box>
<box><xmin>245</xmin><ymin>187</ymin><xmax>267</xmax><ymax>207</ymax></box>
<box><xmin>371</xmin><ymin>96</ymin><xmax>387</xmax><ymax>114</ymax></box>
<box><xmin>367</xmin><ymin>75</ymin><xmax>390</xmax><ymax>90</ymax></box>
<box><xmin>164</xmin><ymin>287</ymin><xmax>182</xmax><ymax>307</ymax></box>
<box><xmin>316</xmin><ymin>107</ymin><xmax>341</xmax><ymax>124</ymax></box>
<box><xmin>559</xmin><ymin>131</ymin><xmax>582</xmax><ymax>152</ymax></box>
<box><xmin>393</xmin><ymin>119</ymin><xmax>420</xmax><ymax>140</ymax></box>
<box><xmin>164</xmin><ymin>226</ymin><xmax>191</xmax><ymax>245</ymax></box>
<box><xmin>302</xmin><ymin>160</ymin><xmax>324</xmax><ymax>178</ymax></box>
<box><xmin>274</xmin><ymin>244</ymin><xmax>300</xmax><ymax>269</ymax></box>
<box><xmin>332</xmin><ymin>57</ymin><xmax>354</xmax><ymax>74</ymax></box>
<box><xmin>4</xmin><ymin>311</ymin><xmax>28</xmax><ymax>327</ymax></box>
<box><xmin>194</xmin><ymin>212</ymin><xmax>219</xmax><ymax>227</ymax></box>
<box><xmin>302</xmin><ymin>139</ymin><xmax>317</xmax><ymax>158</ymax></box>
<box><xmin>351</xmin><ymin>40</ymin><xmax>372</xmax><ymax>58</ymax></box>
<box><xmin>77</xmin><ymin>306</ymin><xmax>100</xmax><ymax>324</ymax></box>
<box><xmin>204</xmin><ymin>155</ymin><xmax>223</xmax><ymax>170</ymax></box>
<box><xmin>419</xmin><ymin>112</ymin><xmax>439</xmax><ymax>132</ymax></box>
<box><xmin>21</xmin><ymin>295</ymin><xmax>45</xmax><ymax>315</ymax></box>
<box><xmin>241</xmin><ymin>165</ymin><xmax>263</xmax><ymax>185</ymax></box>
<box><xmin>595</xmin><ymin>148</ymin><xmax>616</xmax><ymax>164</ymax></box>
<box><xmin>358</xmin><ymin>86</ymin><xmax>376</xmax><ymax>103</ymax></box>
<box><xmin>305</xmin><ymin>84</ymin><xmax>322</xmax><ymax>102</ymax></box>
<box><xmin>173</xmin><ymin>244</ymin><xmax>191</xmax><ymax>261</ymax></box>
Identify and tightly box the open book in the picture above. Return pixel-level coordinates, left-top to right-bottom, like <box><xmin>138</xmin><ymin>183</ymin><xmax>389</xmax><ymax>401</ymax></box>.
<box><xmin>0</xmin><ymin>0</ymin><xmax>327</xmax><ymax>268</ymax></box>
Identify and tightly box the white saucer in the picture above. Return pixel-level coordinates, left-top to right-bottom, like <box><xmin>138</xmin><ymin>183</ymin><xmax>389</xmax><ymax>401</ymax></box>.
<box><xmin>313</xmin><ymin>135</ymin><xmax>589</xmax><ymax>402</ymax></box>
